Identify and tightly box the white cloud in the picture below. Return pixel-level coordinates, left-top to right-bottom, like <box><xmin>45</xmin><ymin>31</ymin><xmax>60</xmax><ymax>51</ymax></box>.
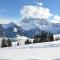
<box><xmin>0</xmin><ymin>18</ymin><xmax>12</xmax><ymax>24</ymax></box>
<box><xmin>19</xmin><ymin>3</ymin><xmax>60</xmax><ymax>24</ymax></box>
<box><xmin>51</xmin><ymin>15</ymin><xmax>60</xmax><ymax>23</ymax></box>
<box><xmin>37</xmin><ymin>2</ymin><xmax>43</xmax><ymax>6</ymax></box>
<box><xmin>0</xmin><ymin>18</ymin><xmax>18</xmax><ymax>24</ymax></box>
<box><xmin>20</xmin><ymin>5</ymin><xmax>53</xmax><ymax>20</ymax></box>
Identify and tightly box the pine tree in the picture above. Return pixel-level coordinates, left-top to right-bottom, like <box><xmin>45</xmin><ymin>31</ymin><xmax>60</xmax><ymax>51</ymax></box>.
<box><xmin>29</xmin><ymin>40</ymin><xmax>32</xmax><ymax>44</ymax></box>
<box><xmin>1</xmin><ymin>38</ymin><xmax>6</xmax><ymax>47</ymax></box>
<box><xmin>33</xmin><ymin>34</ymin><xmax>40</xmax><ymax>43</ymax></box>
<box><xmin>7</xmin><ymin>39</ymin><xmax>12</xmax><ymax>47</ymax></box>
<box><xmin>50</xmin><ymin>33</ymin><xmax>54</xmax><ymax>41</ymax></box>
<box><xmin>33</xmin><ymin>31</ymin><xmax>54</xmax><ymax>43</ymax></box>
<box><xmin>33</xmin><ymin>39</ymin><xmax>38</xmax><ymax>43</ymax></box>
<box><xmin>25</xmin><ymin>39</ymin><xmax>31</xmax><ymax>44</ymax></box>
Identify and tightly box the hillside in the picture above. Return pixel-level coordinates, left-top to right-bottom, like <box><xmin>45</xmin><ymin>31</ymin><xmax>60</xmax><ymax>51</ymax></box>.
<box><xmin>0</xmin><ymin>40</ymin><xmax>60</xmax><ymax>60</ymax></box>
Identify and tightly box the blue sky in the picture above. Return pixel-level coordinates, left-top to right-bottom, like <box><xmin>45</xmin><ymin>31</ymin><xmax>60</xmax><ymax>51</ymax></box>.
<box><xmin>0</xmin><ymin>0</ymin><xmax>60</xmax><ymax>23</ymax></box>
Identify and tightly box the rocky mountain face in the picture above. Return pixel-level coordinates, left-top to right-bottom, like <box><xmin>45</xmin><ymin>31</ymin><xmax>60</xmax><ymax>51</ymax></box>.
<box><xmin>0</xmin><ymin>18</ymin><xmax>60</xmax><ymax>38</ymax></box>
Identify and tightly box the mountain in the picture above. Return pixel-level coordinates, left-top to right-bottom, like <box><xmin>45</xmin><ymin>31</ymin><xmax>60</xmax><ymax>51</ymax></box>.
<box><xmin>2</xmin><ymin>22</ymin><xmax>24</xmax><ymax>38</ymax></box>
<box><xmin>1</xmin><ymin>22</ymin><xmax>18</xmax><ymax>38</ymax></box>
<box><xmin>1</xmin><ymin>23</ymin><xmax>16</xmax><ymax>38</ymax></box>
<box><xmin>18</xmin><ymin>18</ymin><xmax>60</xmax><ymax>37</ymax></box>
<box><xmin>0</xmin><ymin>24</ymin><xmax>4</xmax><ymax>37</ymax></box>
<box><xmin>1</xmin><ymin>20</ymin><xmax>45</xmax><ymax>38</ymax></box>
<box><xmin>0</xmin><ymin>18</ymin><xmax>60</xmax><ymax>38</ymax></box>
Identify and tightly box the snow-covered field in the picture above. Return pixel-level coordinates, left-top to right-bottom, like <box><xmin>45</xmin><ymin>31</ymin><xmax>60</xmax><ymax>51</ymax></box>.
<box><xmin>0</xmin><ymin>41</ymin><xmax>60</xmax><ymax>60</ymax></box>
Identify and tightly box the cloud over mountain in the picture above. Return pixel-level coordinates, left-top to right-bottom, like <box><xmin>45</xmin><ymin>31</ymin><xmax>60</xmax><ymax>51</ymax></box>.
<box><xmin>0</xmin><ymin>18</ymin><xmax>18</xmax><ymax>24</ymax></box>
<box><xmin>20</xmin><ymin>5</ymin><xmax>53</xmax><ymax>20</ymax></box>
<box><xmin>20</xmin><ymin>3</ymin><xmax>60</xmax><ymax>24</ymax></box>
<box><xmin>51</xmin><ymin>15</ymin><xmax>60</xmax><ymax>23</ymax></box>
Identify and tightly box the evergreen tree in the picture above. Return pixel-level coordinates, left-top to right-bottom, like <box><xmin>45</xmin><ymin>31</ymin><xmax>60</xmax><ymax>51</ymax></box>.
<box><xmin>33</xmin><ymin>39</ymin><xmax>38</xmax><ymax>43</ymax></box>
<box><xmin>33</xmin><ymin>34</ymin><xmax>39</xmax><ymax>43</ymax></box>
<box><xmin>7</xmin><ymin>39</ymin><xmax>12</xmax><ymax>46</ymax></box>
<box><xmin>25</xmin><ymin>39</ymin><xmax>31</xmax><ymax>44</ymax></box>
<box><xmin>33</xmin><ymin>31</ymin><xmax>54</xmax><ymax>43</ymax></box>
<box><xmin>29</xmin><ymin>40</ymin><xmax>32</xmax><ymax>44</ymax></box>
<box><xmin>33</xmin><ymin>30</ymin><xmax>54</xmax><ymax>44</ymax></box>
<box><xmin>50</xmin><ymin>33</ymin><xmax>54</xmax><ymax>41</ymax></box>
<box><xmin>25</xmin><ymin>39</ymin><xmax>29</xmax><ymax>44</ymax></box>
<box><xmin>1</xmin><ymin>38</ymin><xmax>6</xmax><ymax>47</ymax></box>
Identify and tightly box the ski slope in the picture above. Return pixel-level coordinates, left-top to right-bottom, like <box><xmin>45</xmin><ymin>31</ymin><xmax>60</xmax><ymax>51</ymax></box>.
<box><xmin>0</xmin><ymin>41</ymin><xmax>60</xmax><ymax>60</ymax></box>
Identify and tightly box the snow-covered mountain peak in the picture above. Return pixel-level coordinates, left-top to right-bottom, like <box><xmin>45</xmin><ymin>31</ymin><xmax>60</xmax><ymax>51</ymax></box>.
<box><xmin>20</xmin><ymin>18</ymin><xmax>49</xmax><ymax>24</ymax></box>
<box><xmin>19</xmin><ymin>18</ymin><xmax>49</xmax><ymax>31</ymax></box>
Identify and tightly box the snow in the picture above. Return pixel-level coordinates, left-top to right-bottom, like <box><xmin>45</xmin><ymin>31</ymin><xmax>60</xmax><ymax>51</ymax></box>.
<box><xmin>16</xmin><ymin>35</ymin><xmax>29</xmax><ymax>40</ymax></box>
<box><xmin>53</xmin><ymin>34</ymin><xmax>60</xmax><ymax>40</ymax></box>
<box><xmin>1</xmin><ymin>47</ymin><xmax>60</xmax><ymax>60</ymax></box>
<box><xmin>0</xmin><ymin>41</ymin><xmax>60</xmax><ymax>60</ymax></box>
<box><xmin>16</xmin><ymin>35</ymin><xmax>34</xmax><ymax>46</ymax></box>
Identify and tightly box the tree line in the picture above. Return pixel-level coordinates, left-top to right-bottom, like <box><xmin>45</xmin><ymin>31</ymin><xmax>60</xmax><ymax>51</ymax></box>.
<box><xmin>25</xmin><ymin>31</ymin><xmax>54</xmax><ymax>44</ymax></box>
<box><xmin>1</xmin><ymin>38</ymin><xmax>12</xmax><ymax>48</ymax></box>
